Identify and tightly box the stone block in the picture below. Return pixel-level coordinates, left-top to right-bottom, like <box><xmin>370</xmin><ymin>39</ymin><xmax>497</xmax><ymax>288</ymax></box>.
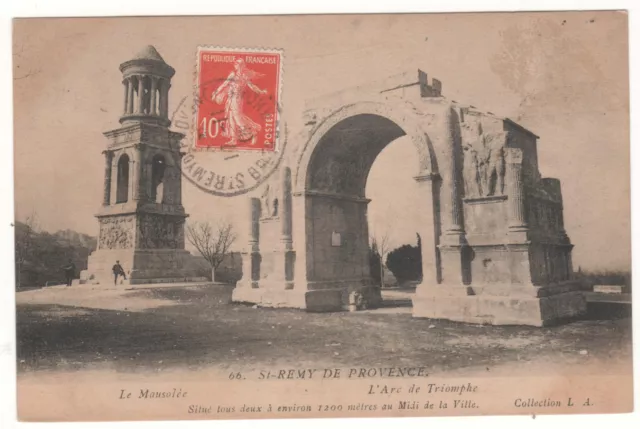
<box><xmin>412</xmin><ymin>284</ymin><xmax>586</xmax><ymax>326</ymax></box>
<box><xmin>304</xmin><ymin>289</ymin><xmax>344</xmax><ymax>312</ymax></box>
<box><xmin>593</xmin><ymin>285</ymin><xmax>624</xmax><ymax>294</ymax></box>
<box><xmin>231</xmin><ymin>279</ymin><xmax>382</xmax><ymax>312</ymax></box>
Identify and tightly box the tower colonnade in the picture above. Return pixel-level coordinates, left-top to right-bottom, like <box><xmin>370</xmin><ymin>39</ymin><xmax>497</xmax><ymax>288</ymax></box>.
<box><xmin>121</xmin><ymin>74</ymin><xmax>170</xmax><ymax>118</ymax></box>
<box><xmin>118</xmin><ymin>45</ymin><xmax>175</xmax><ymax>126</ymax></box>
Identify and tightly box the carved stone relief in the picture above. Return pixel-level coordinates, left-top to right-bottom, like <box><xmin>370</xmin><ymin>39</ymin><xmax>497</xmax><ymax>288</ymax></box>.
<box><xmin>98</xmin><ymin>215</ymin><xmax>135</xmax><ymax>249</ymax></box>
<box><xmin>461</xmin><ymin>121</ymin><xmax>507</xmax><ymax>198</ymax></box>
<box><xmin>137</xmin><ymin>213</ymin><xmax>184</xmax><ymax>249</ymax></box>
<box><xmin>260</xmin><ymin>180</ymin><xmax>279</xmax><ymax>220</ymax></box>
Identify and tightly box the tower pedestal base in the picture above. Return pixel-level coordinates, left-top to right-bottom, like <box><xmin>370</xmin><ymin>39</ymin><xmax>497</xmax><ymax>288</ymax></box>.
<box><xmin>79</xmin><ymin>248</ymin><xmax>208</xmax><ymax>285</ymax></box>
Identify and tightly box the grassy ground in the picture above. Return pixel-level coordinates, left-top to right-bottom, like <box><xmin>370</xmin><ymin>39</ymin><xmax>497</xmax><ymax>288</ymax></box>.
<box><xmin>16</xmin><ymin>285</ymin><xmax>633</xmax><ymax>376</ymax></box>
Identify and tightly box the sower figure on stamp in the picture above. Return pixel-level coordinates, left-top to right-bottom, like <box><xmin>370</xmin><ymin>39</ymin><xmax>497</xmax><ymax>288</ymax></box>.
<box><xmin>112</xmin><ymin>260</ymin><xmax>127</xmax><ymax>285</ymax></box>
<box><xmin>62</xmin><ymin>258</ymin><xmax>76</xmax><ymax>287</ymax></box>
<box><xmin>212</xmin><ymin>58</ymin><xmax>268</xmax><ymax>146</ymax></box>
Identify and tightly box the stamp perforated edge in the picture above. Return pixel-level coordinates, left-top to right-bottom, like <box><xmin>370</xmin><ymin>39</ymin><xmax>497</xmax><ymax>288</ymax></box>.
<box><xmin>191</xmin><ymin>45</ymin><xmax>285</xmax><ymax>153</ymax></box>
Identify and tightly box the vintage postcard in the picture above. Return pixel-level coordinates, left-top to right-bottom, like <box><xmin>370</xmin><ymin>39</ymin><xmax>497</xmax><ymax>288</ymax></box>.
<box><xmin>13</xmin><ymin>11</ymin><xmax>632</xmax><ymax>421</ymax></box>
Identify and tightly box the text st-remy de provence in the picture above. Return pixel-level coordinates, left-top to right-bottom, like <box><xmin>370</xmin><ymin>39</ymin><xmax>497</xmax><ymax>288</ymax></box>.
<box><xmin>257</xmin><ymin>367</ymin><xmax>434</xmax><ymax>380</ymax></box>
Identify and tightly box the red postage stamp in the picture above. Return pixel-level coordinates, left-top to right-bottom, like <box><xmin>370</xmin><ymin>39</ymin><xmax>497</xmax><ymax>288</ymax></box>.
<box><xmin>195</xmin><ymin>47</ymin><xmax>283</xmax><ymax>151</ymax></box>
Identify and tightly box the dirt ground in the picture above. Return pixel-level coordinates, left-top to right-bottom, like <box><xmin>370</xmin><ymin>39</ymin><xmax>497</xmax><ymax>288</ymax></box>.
<box><xmin>15</xmin><ymin>284</ymin><xmax>633</xmax><ymax>377</ymax></box>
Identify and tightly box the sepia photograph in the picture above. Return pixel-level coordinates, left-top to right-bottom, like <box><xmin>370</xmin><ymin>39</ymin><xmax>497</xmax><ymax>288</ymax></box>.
<box><xmin>11</xmin><ymin>10</ymin><xmax>632</xmax><ymax>421</ymax></box>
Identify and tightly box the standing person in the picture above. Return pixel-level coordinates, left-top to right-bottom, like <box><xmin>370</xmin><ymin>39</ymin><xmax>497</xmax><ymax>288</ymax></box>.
<box><xmin>112</xmin><ymin>260</ymin><xmax>127</xmax><ymax>285</ymax></box>
<box><xmin>62</xmin><ymin>258</ymin><xmax>76</xmax><ymax>287</ymax></box>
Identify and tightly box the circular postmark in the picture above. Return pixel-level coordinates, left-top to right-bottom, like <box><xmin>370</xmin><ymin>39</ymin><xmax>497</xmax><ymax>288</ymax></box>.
<box><xmin>170</xmin><ymin>47</ymin><xmax>285</xmax><ymax>197</ymax></box>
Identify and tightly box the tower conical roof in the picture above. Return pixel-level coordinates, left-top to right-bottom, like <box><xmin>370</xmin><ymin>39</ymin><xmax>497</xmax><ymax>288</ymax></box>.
<box><xmin>119</xmin><ymin>45</ymin><xmax>174</xmax><ymax>78</ymax></box>
<box><xmin>132</xmin><ymin>45</ymin><xmax>166</xmax><ymax>63</ymax></box>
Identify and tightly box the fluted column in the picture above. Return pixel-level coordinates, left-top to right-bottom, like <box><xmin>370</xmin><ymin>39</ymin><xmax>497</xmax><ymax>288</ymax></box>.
<box><xmin>413</xmin><ymin>172</ymin><xmax>441</xmax><ymax>285</ymax></box>
<box><xmin>505</xmin><ymin>148</ymin><xmax>527</xmax><ymax>231</ymax></box>
<box><xmin>137</xmin><ymin>75</ymin><xmax>145</xmax><ymax>114</ymax></box>
<box><xmin>122</xmin><ymin>80</ymin><xmax>129</xmax><ymax>115</ymax></box>
<box><xmin>102</xmin><ymin>151</ymin><xmax>114</xmax><ymax>206</ymax></box>
<box><xmin>150</xmin><ymin>77</ymin><xmax>158</xmax><ymax>116</ymax></box>
<box><xmin>249</xmin><ymin>197</ymin><xmax>261</xmax><ymax>252</ymax></box>
<box><xmin>435</xmin><ymin>107</ymin><xmax>469</xmax><ymax>287</ymax></box>
<box><xmin>249</xmin><ymin>198</ymin><xmax>261</xmax><ymax>286</ymax></box>
<box><xmin>280</xmin><ymin>168</ymin><xmax>294</xmax><ymax>289</ymax></box>
<box><xmin>441</xmin><ymin>107</ymin><xmax>465</xmax><ymax>244</ymax></box>
<box><xmin>281</xmin><ymin>167</ymin><xmax>293</xmax><ymax>250</ymax></box>
<box><xmin>160</xmin><ymin>80</ymin><xmax>169</xmax><ymax>118</ymax></box>
<box><xmin>133</xmin><ymin>144</ymin><xmax>146</xmax><ymax>201</ymax></box>
<box><xmin>126</xmin><ymin>78</ymin><xmax>134</xmax><ymax>114</ymax></box>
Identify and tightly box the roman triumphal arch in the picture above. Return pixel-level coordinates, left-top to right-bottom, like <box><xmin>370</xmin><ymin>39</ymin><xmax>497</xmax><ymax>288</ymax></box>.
<box><xmin>232</xmin><ymin>70</ymin><xmax>586</xmax><ymax>326</ymax></box>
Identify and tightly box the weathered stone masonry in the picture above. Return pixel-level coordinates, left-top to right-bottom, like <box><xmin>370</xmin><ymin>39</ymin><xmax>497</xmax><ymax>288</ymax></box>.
<box><xmin>233</xmin><ymin>70</ymin><xmax>585</xmax><ymax>326</ymax></box>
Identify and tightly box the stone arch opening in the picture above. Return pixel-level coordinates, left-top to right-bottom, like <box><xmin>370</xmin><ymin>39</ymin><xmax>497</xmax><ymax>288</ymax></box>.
<box><xmin>115</xmin><ymin>153</ymin><xmax>130</xmax><ymax>203</ymax></box>
<box><xmin>150</xmin><ymin>154</ymin><xmax>166</xmax><ymax>203</ymax></box>
<box><xmin>306</xmin><ymin>114</ymin><xmax>407</xmax><ymax>197</ymax></box>
<box><xmin>366</xmin><ymin>138</ymin><xmax>427</xmax><ymax>288</ymax></box>
<box><xmin>295</xmin><ymin>108</ymin><xmax>444</xmax><ymax>304</ymax></box>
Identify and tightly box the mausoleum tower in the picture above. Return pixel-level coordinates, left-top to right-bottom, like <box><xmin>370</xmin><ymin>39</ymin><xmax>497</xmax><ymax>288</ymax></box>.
<box><xmin>79</xmin><ymin>46</ymin><xmax>204</xmax><ymax>285</ymax></box>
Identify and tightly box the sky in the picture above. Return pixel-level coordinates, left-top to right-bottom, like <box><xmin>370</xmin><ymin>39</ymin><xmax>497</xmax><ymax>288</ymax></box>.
<box><xmin>13</xmin><ymin>12</ymin><xmax>629</xmax><ymax>271</ymax></box>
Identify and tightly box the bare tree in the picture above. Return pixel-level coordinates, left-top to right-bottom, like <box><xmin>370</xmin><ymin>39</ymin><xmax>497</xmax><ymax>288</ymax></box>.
<box><xmin>15</xmin><ymin>211</ymin><xmax>39</xmax><ymax>288</ymax></box>
<box><xmin>186</xmin><ymin>221</ymin><xmax>237</xmax><ymax>283</ymax></box>
<box><xmin>371</xmin><ymin>230</ymin><xmax>390</xmax><ymax>287</ymax></box>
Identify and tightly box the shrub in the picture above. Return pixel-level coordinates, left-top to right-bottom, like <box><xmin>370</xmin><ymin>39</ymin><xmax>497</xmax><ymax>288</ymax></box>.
<box><xmin>386</xmin><ymin>243</ymin><xmax>422</xmax><ymax>284</ymax></box>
